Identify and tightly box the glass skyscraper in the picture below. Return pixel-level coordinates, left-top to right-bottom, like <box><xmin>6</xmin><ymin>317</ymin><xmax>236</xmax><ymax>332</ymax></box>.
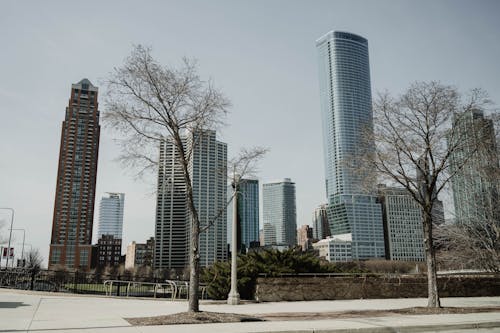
<box><xmin>227</xmin><ymin>178</ymin><xmax>260</xmax><ymax>252</ymax></box>
<box><xmin>98</xmin><ymin>192</ymin><xmax>125</xmax><ymax>239</ymax></box>
<box><xmin>316</xmin><ymin>31</ymin><xmax>385</xmax><ymax>259</ymax></box>
<box><xmin>449</xmin><ymin>109</ymin><xmax>499</xmax><ymax>225</ymax></box>
<box><xmin>262</xmin><ymin>178</ymin><xmax>297</xmax><ymax>247</ymax></box>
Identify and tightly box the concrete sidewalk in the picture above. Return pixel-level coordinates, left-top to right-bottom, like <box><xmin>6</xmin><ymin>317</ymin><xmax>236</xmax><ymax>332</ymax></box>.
<box><xmin>1</xmin><ymin>289</ymin><xmax>499</xmax><ymax>332</ymax></box>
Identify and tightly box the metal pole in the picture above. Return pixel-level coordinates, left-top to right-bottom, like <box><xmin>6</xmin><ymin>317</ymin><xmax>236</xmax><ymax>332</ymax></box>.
<box><xmin>0</xmin><ymin>208</ymin><xmax>14</xmax><ymax>269</ymax></box>
<box><xmin>227</xmin><ymin>180</ymin><xmax>240</xmax><ymax>305</ymax></box>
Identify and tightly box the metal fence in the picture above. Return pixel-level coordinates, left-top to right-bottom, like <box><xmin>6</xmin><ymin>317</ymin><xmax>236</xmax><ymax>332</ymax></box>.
<box><xmin>0</xmin><ymin>268</ymin><xmax>201</xmax><ymax>299</ymax></box>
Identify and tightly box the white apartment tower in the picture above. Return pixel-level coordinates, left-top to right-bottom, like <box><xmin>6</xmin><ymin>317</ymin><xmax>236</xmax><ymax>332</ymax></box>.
<box><xmin>154</xmin><ymin>130</ymin><xmax>227</xmax><ymax>269</ymax></box>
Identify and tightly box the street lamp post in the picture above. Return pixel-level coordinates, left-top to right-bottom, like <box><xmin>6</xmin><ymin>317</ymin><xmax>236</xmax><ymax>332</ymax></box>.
<box><xmin>0</xmin><ymin>208</ymin><xmax>14</xmax><ymax>269</ymax></box>
<box><xmin>227</xmin><ymin>177</ymin><xmax>240</xmax><ymax>305</ymax></box>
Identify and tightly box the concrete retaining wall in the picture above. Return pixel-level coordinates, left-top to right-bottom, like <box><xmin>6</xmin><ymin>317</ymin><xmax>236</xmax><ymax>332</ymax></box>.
<box><xmin>255</xmin><ymin>275</ymin><xmax>500</xmax><ymax>302</ymax></box>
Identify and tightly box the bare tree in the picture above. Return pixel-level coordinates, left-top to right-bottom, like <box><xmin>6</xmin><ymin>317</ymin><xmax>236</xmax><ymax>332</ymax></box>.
<box><xmin>104</xmin><ymin>45</ymin><xmax>267</xmax><ymax>312</ymax></box>
<box><xmin>26</xmin><ymin>249</ymin><xmax>43</xmax><ymax>290</ymax></box>
<box><xmin>361</xmin><ymin>82</ymin><xmax>492</xmax><ymax>307</ymax></box>
<box><xmin>435</xmin><ymin>220</ymin><xmax>499</xmax><ymax>272</ymax></box>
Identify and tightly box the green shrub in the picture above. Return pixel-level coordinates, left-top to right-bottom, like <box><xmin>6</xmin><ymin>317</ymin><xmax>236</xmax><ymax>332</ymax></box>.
<box><xmin>202</xmin><ymin>248</ymin><xmax>365</xmax><ymax>300</ymax></box>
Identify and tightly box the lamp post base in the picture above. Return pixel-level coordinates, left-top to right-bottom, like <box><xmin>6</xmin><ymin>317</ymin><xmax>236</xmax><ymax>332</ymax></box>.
<box><xmin>227</xmin><ymin>291</ymin><xmax>240</xmax><ymax>305</ymax></box>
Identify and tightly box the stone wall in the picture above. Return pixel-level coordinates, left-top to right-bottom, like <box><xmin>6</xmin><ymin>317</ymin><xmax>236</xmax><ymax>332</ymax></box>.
<box><xmin>255</xmin><ymin>275</ymin><xmax>500</xmax><ymax>302</ymax></box>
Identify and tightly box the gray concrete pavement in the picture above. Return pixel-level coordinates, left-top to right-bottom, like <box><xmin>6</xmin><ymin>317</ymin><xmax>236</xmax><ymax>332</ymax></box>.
<box><xmin>1</xmin><ymin>289</ymin><xmax>499</xmax><ymax>332</ymax></box>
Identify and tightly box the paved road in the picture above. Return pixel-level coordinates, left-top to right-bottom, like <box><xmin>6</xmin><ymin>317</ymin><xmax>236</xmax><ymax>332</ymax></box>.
<box><xmin>1</xmin><ymin>289</ymin><xmax>499</xmax><ymax>332</ymax></box>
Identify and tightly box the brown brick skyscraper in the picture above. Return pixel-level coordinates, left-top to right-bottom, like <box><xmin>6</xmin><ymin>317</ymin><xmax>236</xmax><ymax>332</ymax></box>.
<box><xmin>49</xmin><ymin>79</ymin><xmax>100</xmax><ymax>270</ymax></box>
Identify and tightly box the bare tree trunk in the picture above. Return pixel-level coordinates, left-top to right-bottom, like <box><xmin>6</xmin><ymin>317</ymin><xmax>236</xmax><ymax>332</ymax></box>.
<box><xmin>423</xmin><ymin>210</ymin><xmax>441</xmax><ymax>307</ymax></box>
<box><xmin>188</xmin><ymin>214</ymin><xmax>200</xmax><ymax>312</ymax></box>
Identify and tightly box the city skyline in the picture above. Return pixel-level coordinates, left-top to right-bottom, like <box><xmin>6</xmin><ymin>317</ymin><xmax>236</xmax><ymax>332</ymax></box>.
<box><xmin>1</xmin><ymin>1</ymin><xmax>500</xmax><ymax>266</ymax></box>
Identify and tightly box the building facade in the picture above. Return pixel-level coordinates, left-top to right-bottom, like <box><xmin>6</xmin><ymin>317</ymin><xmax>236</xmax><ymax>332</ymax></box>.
<box><xmin>449</xmin><ymin>109</ymin><xmax>500</xmax><ymax>225</ymax></box>
<box><xmin>49</xmin><ymin>79</ymin><xmax>100</xmax><ymax>270</ymax></box>
<box><xmin>316</xmin><ymin>31</ymin><xmax>385</xmax><ymax>259</ymax></box>
<box><xmin>227</xmin><ymin>178</ymin><xmax>260</xmax><ymax>252</ymax></box>
<box><xmin>378</xmin><ymin>185</ymin><xmax>425</xmax><ymax>261</ymax></box>
<box><xmin>154</xmin><ymin>130</ymin><xmax>227</xmax><ymax>269</ymax></box>
<box><xmin>98</xmin><ymin>193</ymin><xmax>125</xmax><ymax>239</ymax></box>
<box><xmin>297</xmin><ymin>224</ymin><xmax>314</xmax><ymax>251</ymax></box>
<box><xmin>312</xmin><ymin>234</ymin><xmax>352</xmax><ymax>262</ymax></box>
<box><xmin>262</xmin><ymin>178</ymin><xmax>297</xmax><ymax>247</ymax></box>
<box><xmin>125</xmin><ymin>237</ymin><xmax>154</xmax><ymax>269</ymax></box>
<box><xmin>95</xmin><ymin>235</ymin><xmax>122</xmax><ymax>267</ymax></box>
<box><xmin>312</xmin><ymin>204</ymin><xmax>331</xmax><ymax>240</ymax></box>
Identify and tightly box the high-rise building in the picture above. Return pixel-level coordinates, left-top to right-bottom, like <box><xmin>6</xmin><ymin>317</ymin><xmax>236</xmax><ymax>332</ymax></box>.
<box><xmin>316</xmin><ymin>31</ymin><xmax>385</xmax><ymax>259</ymax></box>
<box><xmin>98</xmin><ymin>193</ymin><xmax>125</xmax><ymax>239</ymax></box>
<box><xmin>49</xmin><ymin>79</ymin><xmax>100</xmax><ymax>270</ymax></box>
<box><xmin>262</xmin><ymin>178</ymin><xmax>297</xmax><ymax>247</ymax></box>
<box><xmin>227</xmin><ymin>178</ymin><xmax>260</xmax><ymax>252</ymax></box>
<box><xmin>312</xmin><ymin>204</ymin><xmax>331</xmax><ymax>240</ymax></box>
<box><xmin>449</xmin><ymin>109</ymin><xmax>500</xmax><ymax>225</ymax></box>
<box><xmin>378</xmin><ymin>185</ymin><xmax>425</xmax><ymax>261</ymax></box>
<box><xmin>154</xmin><ymin>130</ymin><xmax>227</xmax><ymax>269</ymax></box>
<box><xmin>297</xmin><ymin>224</ymin><xmax>313</xmax><ymax>251</ymax></box>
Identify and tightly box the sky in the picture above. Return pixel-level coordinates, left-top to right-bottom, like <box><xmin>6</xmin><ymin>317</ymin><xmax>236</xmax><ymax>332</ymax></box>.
<box><xmin>1</xmin><ymin>0</ymin><xmax>499</xmax><ymax>267</ymax></box>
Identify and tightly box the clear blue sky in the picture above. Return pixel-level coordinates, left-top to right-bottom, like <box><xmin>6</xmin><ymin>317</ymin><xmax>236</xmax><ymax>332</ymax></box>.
<box><xmin>1</xmin><ymin>0</ymin><xmax>499</xmax><ymax>267</ymax></box>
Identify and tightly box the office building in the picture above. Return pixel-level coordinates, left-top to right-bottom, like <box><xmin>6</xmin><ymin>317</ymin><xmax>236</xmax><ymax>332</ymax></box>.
<box><xmin>313</xmin><ymin>234</ymin><xmax>352</xmax><ymax>262</ymax></box>
<box><xmin>378</xmin><ymin>185</ymin><xmax>425</xmax><ymax>261</ymax></box>
<box><xmin>154</xmin><ymin>130</ymin><xmax>227</xmax><ymax>269</ymax></box>
<box><xmin>49</xmin><ymin>79</ymin><xmax>100</xmax><ymax>270</ymax></box>
<box><xmin>227</xmin><ymin>178</ymin><xmax>260</xmax><ymax>252</ymax></box>
<box><xmin>316</xmin><ymin>31</ymin><xmax>385</xmax><ymax>259</ymax></box>
<box><xmin>449</xmin><ymin>109</ymin><xmax>500</xmax><ymax>225</ymax></box>
<box><xmin>312</xmin><ymin>204</ymin><xmax>331</xmax><ymax>240</ymax></box>
<box><xmin>262</xmin><ymin>178</ymin><xmax>297</xmax><ymax>247</ymax></box>
<box><xmin>125</xmin><ymin>237</ymin><xmax>155</xmax><ymax>269</ymax></box>
<box><xmin>97</xmin><ymin>193</ymin><xmax>125</xmax><ymax>239</ymax></box>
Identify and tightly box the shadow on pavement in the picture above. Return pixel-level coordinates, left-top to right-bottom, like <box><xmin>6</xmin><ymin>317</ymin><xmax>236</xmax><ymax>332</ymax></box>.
<box><xmin>0</xmin><ymin>302</ymin><xmax>29</xmax><ymax>308</ymax></box>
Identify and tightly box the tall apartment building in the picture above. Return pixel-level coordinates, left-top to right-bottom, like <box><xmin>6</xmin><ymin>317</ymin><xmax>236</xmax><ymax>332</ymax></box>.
<box><xmin>227</xmin><ymin>178</ymin><xmax>260</xmax><ymax>252</ymax></box>
<box><xmin>154</xmin><ymin>130</ymin><xmax>227</xmax><ymax>269</ymax></box>
<box><xmin>262</xmin><ymin>178</ymin><xmax>297</xmax><ymax>247</ymax></box>
<box><xmin>378</xmin><ymin>185</ymin><xmax>425</xmax><ymax>261</ymax></box>
<box><xmin>312</xmin><ymin>204</ymin><xmax>331</xmax><ymax>240</ymax></box>
<box><xmin>49</xmin><ymin>79</ymin><xmax>100</xmax><ymax>270</ymax></box>
<box><xmin>316</xmin><ymin>31</ymin><xmax>385</xmax><ymax>259</ymax></box>
<box><xmin>97</xmin><ymin>193</ymin><xmax>125</xmax><ymax>239</ymax></box>
<box><xmin>449</xmin><ymin>109</ymin><xmax>499</xmax><ymax>225</ymax></box>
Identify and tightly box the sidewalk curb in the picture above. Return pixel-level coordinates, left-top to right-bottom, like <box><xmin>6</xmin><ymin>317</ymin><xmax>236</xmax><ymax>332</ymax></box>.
<box><xmin>247</xmin><ymin>321</ymin><xmax>500</xmax><ymax>333</ymax></box>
